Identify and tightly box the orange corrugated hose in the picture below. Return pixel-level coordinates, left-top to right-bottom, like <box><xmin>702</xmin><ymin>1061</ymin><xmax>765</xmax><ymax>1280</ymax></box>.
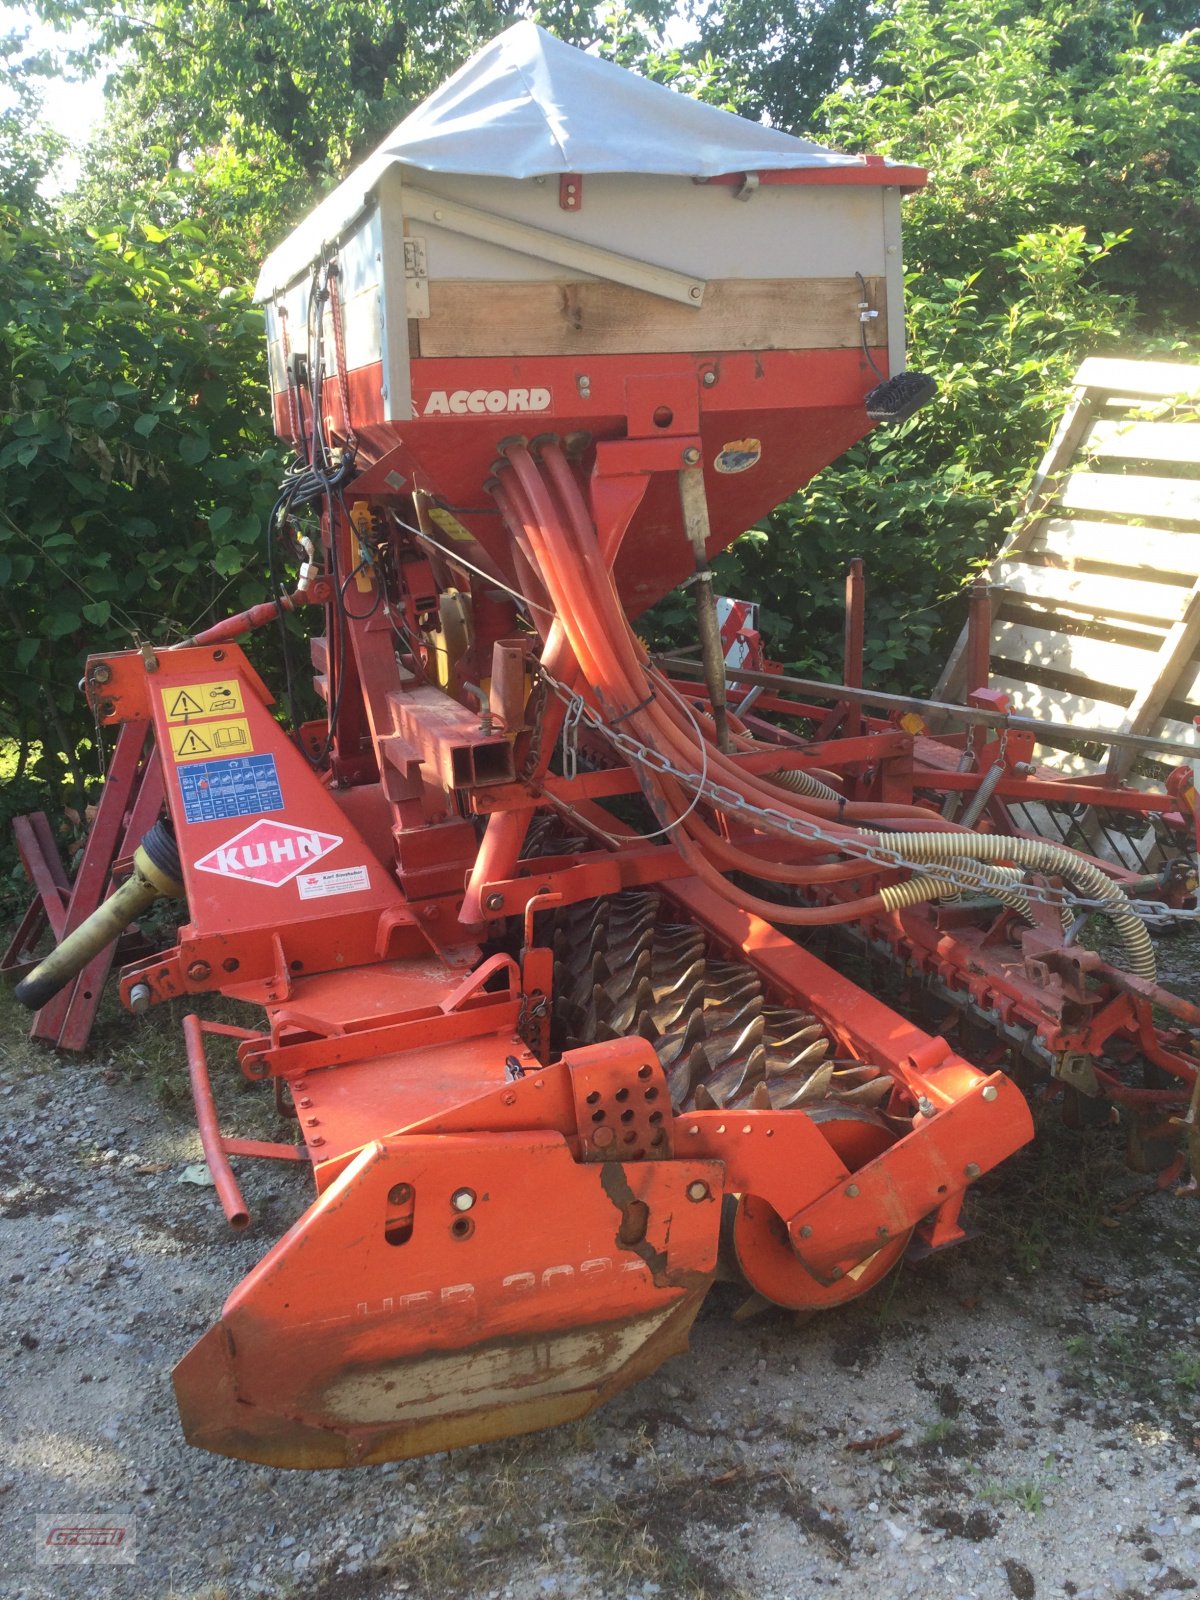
<box><xmin>482</xmin><ymin>446</ymin><xmax>968</xmax><ymax>926</ymax></box>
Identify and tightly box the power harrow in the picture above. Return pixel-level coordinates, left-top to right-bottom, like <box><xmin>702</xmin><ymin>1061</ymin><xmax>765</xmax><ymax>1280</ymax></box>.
<box><xmin>7</xmin><ymin>23</ymin><xmax>1199</xmax><ymax>1468</ymax></box>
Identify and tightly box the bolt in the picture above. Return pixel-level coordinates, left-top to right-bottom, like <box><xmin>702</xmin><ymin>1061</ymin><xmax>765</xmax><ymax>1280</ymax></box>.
<box><xmin>212</xmin><ymin>649</ymin><xmax>225</xmax><ymax>661</ymax></box>
<box><xmin>845</xmin><ymin>1183</ymin><xmax>860</xmax><ymax>1198</ymax></box>
<box><xmin>221</xmin><ymin>957</ymin><xmax>239</xmax><ymax>973</ymax></box>
<box><xmin>686</xmin><ymin>1181</ymin><xmax>710</xmax><ymax>1203</ymax></box>
<box><xmin>593</xmin><ymin>1126</ymin><xmax>615</xmax><ymax>1149</ymax></box>
<box><xmin>305</xmin><ymin>1117</ymin><xmax>319</xmax><ymax>1128</ymax></box>
<box><xmin>128</xmin><ymin>982</ymin><xmax>151</xmax><ymax>1014</ymax></box>
<box><xmin>681</xmin><ymin>446</ymin><xmax>701</xmax><ymax>466</ymax></box>
<box><xmin>981</xmin><ymin>1084</ymin><xmax>999</xmax><ymax>1102</ymax></box>
<box><xmin>964</xmin><ymin>1162</ymin><xmax>981</xmax><ymax>1179</ymax></box>
<box><xmin>702</xmin><ymin>369</ymin><xmax>717</xmax><ymax>387</ymax></box>
<box><xmin>689</xmin><ymin>285</ymin><xmax>701</xmax><ymax>300</ymax></box>
<box><xmin>186</xmin><ymin>961</ymin><xmax>211</xmax><ymax>982</ymax></box>
<box><xmin>829</xmin><ymin>1266</ymin><xmax>844</xmax><ymax>1280</ymax></box>
<box><xmin>484</xmin><ymin>893</ymin><xmax>504</xmax><ymax>913</ymax></box>
<box><xmin>310</xmin><ymin>1136</ymin><xmax>325</xmax><ymax>1147</ymax></box>
<box><xmin>90</xmin><ymin>662</ymin><xmax>112</xmax><ymax>685</ymax></box>
<box><xmin>503</xmin><ymin>1091</ymin><xmax>516</xmax><ymax>1106</ymax></box>
<box><xmin>798</xmin><ymin>1224</ymin><xmax>813</xmax><ymax>1239</ymax></box>
<box><xmin>917</xmin><ymin>1096</ymin><xmax>936</xmax><ymax>1117</ymax></box>
<box><xmin>451</xmin><ymin>1188</ymin><xmax>476</xmax><ymax>1212</ymax></box>
<box><xmin>877</xmin><ymin>1226</ymin><xmax>890</xmax><ymax>1240</ymax></box>
<box><xmin>298</xmin><ymin>1098</ymin><xmax>312</xmax><ymax>1109</ymax></box>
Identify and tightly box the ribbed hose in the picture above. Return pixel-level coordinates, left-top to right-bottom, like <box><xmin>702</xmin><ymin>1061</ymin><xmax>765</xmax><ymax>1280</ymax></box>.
<box><xmin>943</xmin><ymin>859</ymin><xmax>1036</xmax><ymax>926</ymax></box>
<box><xmin>878</xmin><ymin>875</ymin><xmax>956</xmax><ymax>912</ymax></box>
<box><xmin>943</xmin><ymin>861</ymin><xmax>1074</xmax><ymax>932</ymax></box>
<box><xmin>768</xmin><ymin>768</ymin><xmax>843</xmax><ymax>803</ymax></box>
<box><xmin>864</xmin><ymin>831</ymin><xmax>1156</xmax><ymax>982</ymax></box>
<box><xmin>498</xmin><ymin>445</ymin><xmax>1155</xmax><ymax>971</ymax></box>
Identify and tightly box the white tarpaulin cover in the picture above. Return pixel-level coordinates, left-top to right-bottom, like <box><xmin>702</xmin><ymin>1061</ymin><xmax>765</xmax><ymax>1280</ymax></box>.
<box><xmin>256</xmin><ymin>22</ymin><xmax>880</xmax><ymax>296</ymax></box>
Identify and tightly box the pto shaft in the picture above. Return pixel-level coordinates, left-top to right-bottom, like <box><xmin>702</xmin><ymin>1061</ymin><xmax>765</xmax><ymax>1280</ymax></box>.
<box><xmin>13</xmin><ymin>822</ymin><xmax>182</xmax><ymax>1012</ymax></box>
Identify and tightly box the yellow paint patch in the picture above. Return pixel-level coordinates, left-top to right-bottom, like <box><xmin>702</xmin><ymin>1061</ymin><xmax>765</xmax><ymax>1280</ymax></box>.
<box><xmin>428</xmin><ymin>506</ymin><xmax>475</xmax><ymax>543</ymax></box>
<box><xmin>162</xmin><ymin>681</ymin><xmax>245</xmax><ymax>721</ymax></box>
<box><xmin>170</xmin><ymin>718</ymin><xmax>254</xmax><ymax>762</ymax></box>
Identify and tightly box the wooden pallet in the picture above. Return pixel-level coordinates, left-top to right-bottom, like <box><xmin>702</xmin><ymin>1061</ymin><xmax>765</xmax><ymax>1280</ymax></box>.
<box><xmin>935</xmin><ymin>357</ymin><xmax>1200</xmax><ymax>777</ymax></box>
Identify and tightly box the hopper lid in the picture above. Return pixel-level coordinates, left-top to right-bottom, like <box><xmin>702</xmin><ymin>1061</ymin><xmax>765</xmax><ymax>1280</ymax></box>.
<box><xmin>257</xmin><ymin>22</ymin><xmax>919</xmax><ymax>299</ymax></box>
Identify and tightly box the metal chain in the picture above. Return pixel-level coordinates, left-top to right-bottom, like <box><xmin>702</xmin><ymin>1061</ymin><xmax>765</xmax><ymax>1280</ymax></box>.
<box><xmin>534</xmin><ymin>664</ymin><xmax>1198</xmax><ymax>929</ymax></box>
<box><xmin>518</xmin><ymin>676</ymin><xmax>549</xmax><ymax>784</ymax></box>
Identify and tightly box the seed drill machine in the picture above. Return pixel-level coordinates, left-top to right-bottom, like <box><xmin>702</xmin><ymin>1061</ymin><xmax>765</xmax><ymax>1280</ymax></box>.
<box><xmin>12</xmin><ymin>25</ymin><xmax>1200</xmax><ymax>1467</ymax></box>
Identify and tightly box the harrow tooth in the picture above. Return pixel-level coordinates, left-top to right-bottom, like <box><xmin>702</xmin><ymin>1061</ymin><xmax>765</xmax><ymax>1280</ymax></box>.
<box><xmin>831</xmin><ymin>1074</ymin><xmax>895</xmax><ymax>1106</ymax></box>
<box><xmin>761</xmin><ymin>1018</ymin><xmax>825</xmax><ymax>1052</ymax></box>
<box><xmin>606</xmin><ymin>975</ymin><xmax>658</xmax><ymax>1034</ymax></box>
<box><xmin>705</xmin><ymin>1013</ymin><xmax>767</xmax><ymax>1068</ymax></box>
<box><xmin>546</xmin><ymin>865</ymin><xmax>881</xmax><ymax>1151</ymax></box>
<box><xmin>774</xmin><ymin>1059</ymin><xmax>836</xmax><ymax>1109</ymax></box>
<box><xmin>668</xmin><ymin>1045</ymin><xmax>711</xmax><ymax>1109</ymax></box>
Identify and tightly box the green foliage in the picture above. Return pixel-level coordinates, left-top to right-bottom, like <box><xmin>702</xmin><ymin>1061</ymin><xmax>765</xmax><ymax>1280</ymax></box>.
<box><xmin>0</xmin><ymin>202</ymin><xmax>282</xmax><ymax>794</ymax></box>
<box><xmin>697</xmin><ymin>0</ymin><xmax>1200</xmax><ymax>690</ymax></box>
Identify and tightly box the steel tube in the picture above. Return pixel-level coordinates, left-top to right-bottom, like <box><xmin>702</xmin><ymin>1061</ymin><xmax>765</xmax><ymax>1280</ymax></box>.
<box><xmin>659</xmin><ymin>656</ymin><xmax>1200</xmax><ymax>761</ymax></box>
<box><xmin>182</xmin><ymin>1013</ymin><xmax>251</xmax><ymax>1231</ymax></box>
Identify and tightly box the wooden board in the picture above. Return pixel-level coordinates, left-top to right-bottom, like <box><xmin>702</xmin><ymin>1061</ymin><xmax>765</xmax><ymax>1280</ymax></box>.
<box><xmin>419</xmin><ymin>276</ymin><xmax>888</xmax><ymax>359</ymax></box>
<box><xmin>1059</xmin><ymin>470</ymin><xmax>1200</xmax><ymax>523</ymax></box>
<box><xmin>987</xmin><ymin>620</ymin><xmax>1194</xmax><ymax>700</ymax></box>
<box><xmin>1086</xmin><ymin>420</ymin><xmax>1200</xmax><ymax>466</ymax></box>
<box><xmin>1025</xmin><ymin>517</ymin><xmax>1200</xmax><ymax>579</ymax></box>
<box><xmin>1071</xmin><ymin>357</ymin><xmax>1200</xmax><ymax>400</ymax></box>
<box><xmin>990</xmin><ymin>676</ymin><xmax>1198</xmax><ymax>746</ymax></box>
<box><xmin>992</xmin><ymin>560</ymin><xmax>1189</xmax><ymax>627</ymax></box>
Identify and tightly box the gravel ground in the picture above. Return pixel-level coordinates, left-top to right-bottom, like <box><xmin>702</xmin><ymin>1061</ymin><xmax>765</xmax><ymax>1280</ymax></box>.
<box><xmin>2</xmin><ymin>982</ymin><xmax>1199</xmax><ymax>1600</ymax></box>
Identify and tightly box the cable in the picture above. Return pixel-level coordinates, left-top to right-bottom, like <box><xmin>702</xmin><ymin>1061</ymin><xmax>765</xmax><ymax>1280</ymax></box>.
<box><xmin>391</xmin><ymin>515</ymin><xmax>556</xmax><ymax>618</ymax></box>
<box><xmin>856</xmin><ymin>271</ymin><xmax>885</xmax><ymax>380</ymax></box>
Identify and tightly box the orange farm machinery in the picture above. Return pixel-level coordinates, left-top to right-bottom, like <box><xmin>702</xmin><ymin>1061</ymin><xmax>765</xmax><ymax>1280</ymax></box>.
<box><xmin>8</xmin><ymin>25</ymin><xmax>1200</xmax><ymax>1469</ymax></box>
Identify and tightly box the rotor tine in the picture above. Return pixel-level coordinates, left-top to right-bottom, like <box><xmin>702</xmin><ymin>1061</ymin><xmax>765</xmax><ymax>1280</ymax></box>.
<box><xmin>776</xmin><ymin>1058</ymin><xmax>836</xmax><ymax>1108</ymax></box>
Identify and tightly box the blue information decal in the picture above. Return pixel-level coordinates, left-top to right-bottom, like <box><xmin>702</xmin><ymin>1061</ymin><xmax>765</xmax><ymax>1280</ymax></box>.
<box><xmin>177</xmin><ymin>754</ymin><xmax>285</xmax><ymax>824</ymax></box>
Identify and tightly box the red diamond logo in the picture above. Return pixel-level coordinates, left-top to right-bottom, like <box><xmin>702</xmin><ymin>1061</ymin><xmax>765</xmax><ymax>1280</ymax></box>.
<box><xmin>193</xmin><ymin>819</ymin><xmax>342</xmax><ymax>888</ymax></box>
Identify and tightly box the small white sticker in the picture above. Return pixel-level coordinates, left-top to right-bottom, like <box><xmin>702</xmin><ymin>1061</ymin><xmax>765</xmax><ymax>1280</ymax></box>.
<box><xmin>297</xmin><ymin>864</ymin><xmax>371</xmax><ymax>900</ymax></box>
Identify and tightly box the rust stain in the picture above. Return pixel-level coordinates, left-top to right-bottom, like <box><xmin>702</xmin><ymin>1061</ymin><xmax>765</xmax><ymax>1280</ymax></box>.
<box><xmin>599</xmin><ymin>1162</ymin><xmax>671</xmax><ymax>1285</ymax></box>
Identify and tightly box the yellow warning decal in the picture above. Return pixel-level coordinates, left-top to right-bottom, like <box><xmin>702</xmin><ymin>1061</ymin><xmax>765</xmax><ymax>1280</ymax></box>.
<box><xmin>169</xmin><ymin>718</ymin><xmax>254</xmax><ymax>762</ymax></box>
<box><xmin>162</xmin><ymin>681</ymin><xmax>245</xmax><ymax>722</ymax></box>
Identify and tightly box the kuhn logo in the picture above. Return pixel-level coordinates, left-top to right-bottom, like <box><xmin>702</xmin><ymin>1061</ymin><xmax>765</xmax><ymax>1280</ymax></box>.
<box><xmin>193</xmin><ymin>819</ymin><xmax>341</xmax><ymax>887</ymax></box>
<box><xmin>421</xmin><ymin>387</ymin><xmax>552</xmax><ymax>417</ymax></box>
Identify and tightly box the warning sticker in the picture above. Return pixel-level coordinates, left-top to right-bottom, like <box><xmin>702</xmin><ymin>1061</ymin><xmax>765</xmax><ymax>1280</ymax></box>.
<box><xmin>178</xmin><ymin>754</ymin><xmax>283</xmax><ymax>825</ymax></box>
<box><xmin>162</xmin><ymin>681</ymin><xmax>245</xmax><ymax>721</ymax></box>
<box><xmin>297</xmin><ymin>864</ymin><xmax>371</xmax><ymax>900</ymax></box>
<box><xmin>170</xmin><ymin>718</ymin><xmax>253</xmax><ymax>762</ymax></box>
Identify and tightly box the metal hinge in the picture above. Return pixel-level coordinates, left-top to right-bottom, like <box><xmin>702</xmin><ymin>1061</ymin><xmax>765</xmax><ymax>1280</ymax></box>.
<box><xmin>403</xmin><ymin>236</ymin><xmax>429</xmax><ymax>319</ymax></box>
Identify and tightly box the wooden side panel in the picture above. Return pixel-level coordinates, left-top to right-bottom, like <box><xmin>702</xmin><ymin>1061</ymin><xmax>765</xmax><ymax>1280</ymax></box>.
<box><xmin>418</xmin><ymin>276</ymin><xmax>887</xmax><ymax>359</ymax></box>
